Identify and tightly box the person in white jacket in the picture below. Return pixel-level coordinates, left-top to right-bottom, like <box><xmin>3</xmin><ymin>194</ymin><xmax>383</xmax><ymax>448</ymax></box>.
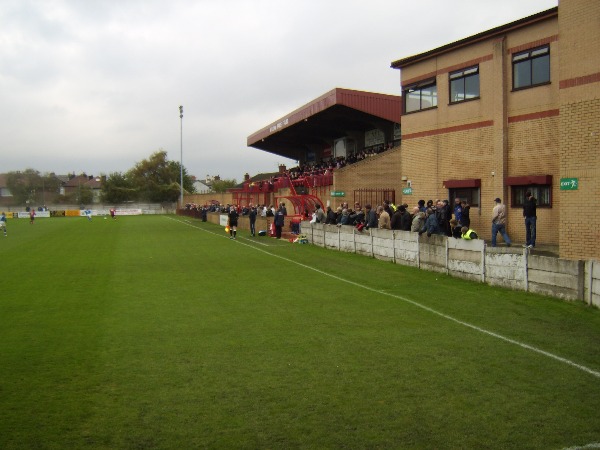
<box><xmin>491</xmin><ymin>198</ymin><xmax>512</xmax><ymax>247</ymax></box>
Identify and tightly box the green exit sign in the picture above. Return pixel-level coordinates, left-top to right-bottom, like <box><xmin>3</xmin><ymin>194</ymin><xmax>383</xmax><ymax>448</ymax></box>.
<box><xmin>331</xmin><ymin>191</ymin><xmax>345</xmax><ymax>197</ymax></box>
<box><xmin>402</xmin><ymin>187</ymin><xmax>413</xmax><ymax>195</ymax></box>
<box><xmin>560</xmin><ymin>178</ymin><xmax>579</xmax><ymax>190</ymax></box>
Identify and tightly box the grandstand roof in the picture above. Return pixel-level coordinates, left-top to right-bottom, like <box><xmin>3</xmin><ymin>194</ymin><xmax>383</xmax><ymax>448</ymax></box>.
<box><xmin>247</xmin><ymin>88</ymin><xmax>401</xmax><ymax>161</ymax></box>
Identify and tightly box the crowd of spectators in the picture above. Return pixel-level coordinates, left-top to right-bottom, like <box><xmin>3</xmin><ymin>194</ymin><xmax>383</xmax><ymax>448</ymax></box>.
<box><xmin>240</xmin><ymin>143</ymin><xmax>393</xmax><ymax>192</ymax></box>
<box><xmin>183</xmin><ymin>195</ymin><xmax>477</xmax><ymax>240</ymax></box>
<box><xmin>286</xmin><ymin>142</ymin><xmax>396</xmax><ymax>180</ymax></box>
<box><xmin>184</xmin><ymin>202</ymin><xmax>286</xmax><ymax>217</ymax></box>
<box><xmin>314</xmin><ymin>197</ymin><xmax>476</xmax><ymax>240</ymax></box>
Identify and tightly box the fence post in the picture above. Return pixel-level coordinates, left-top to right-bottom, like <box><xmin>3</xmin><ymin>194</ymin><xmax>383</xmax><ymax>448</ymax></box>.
<box><xmin>577</xmin><ymin>260</ymin><xmax>585</xmax><ymax>301</ymax></box>
<box><xmin>524</xmin><ymin>248</ymin><xmax>529</xmax><ymax>292</ymax></box>
<box><xmin>445</xmin><ymin>237</ymin><xmax>449</xmax><ymax>275</ymax></box>
<box><xmin>417</xmin><ymin>233</ymin><xmax>421</xmax><ymax>269</ymax></box>
<box><xmin>481</xmin><ymin>242</ymin><xmax>486</xmax><ymax>283</ymax></box>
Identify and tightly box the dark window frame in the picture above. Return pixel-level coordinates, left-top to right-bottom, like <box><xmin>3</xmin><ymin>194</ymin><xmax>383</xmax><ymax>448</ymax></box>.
<box><xmin>510</xmin><ymin>185</ymin><xmax>552</xmax><ymax>208</ymax></box>
<box><xmin>512</xmin><ymin>44</ymin><xmax>550</xmax><ymax>91</ymax></box>
<box><xmin>403</xmin><ymin>78</ymin><xmax>438</xmax><ymax>114</ymax></box>
<box><xmin>449</xmin><ymin>188</ymin><xmax>480</xmax><ymax>207</ymax></box>
<box><xmin>449</xmin><ymin>65</ymin><xmax>480</xmax><ymax>104</ymax></box>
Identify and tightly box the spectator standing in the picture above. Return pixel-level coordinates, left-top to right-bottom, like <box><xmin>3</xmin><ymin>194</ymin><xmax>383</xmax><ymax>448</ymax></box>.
<box><xmin>248</xmin><ymin>206</ymin><xmax>257</xmax><ymax>236</ymax></box>
<box><xmin>377</xmin><ymin>206</ymin><xmax>391</xmax><ymax>229</ymax></box>
<box><xmin>334</xmin><ymin>206</ymin><xmax>343</xmax><ymax>223</ymax></box>
<box><xmin>461</xmin><ymin>200</ymin><xmax>471</xmax><ymax>228</ymax></box>
<box><xmin>228</xmin><ymin>207</ymin><xmax>239</xmax><ymax>239</ymax></box>
<box><xmin>273</xmin><ymin>205</ymin><xmax>285</xmax><ymax>239</ymax></box>
<box><xmin>491</xmin><ymin>198</ymin><xmax>511</xmax><ymax>247</ymax></box>
<box><xmin>411</xmin><ymin>210</ymin><xmax>425</xmax><ymax>232</ymax></box>
<box><xmin>350</xmin><ymin>206</ymin><xmax>365</xmax><ymax>226</ymax></box>
<box><xmin>436</xmin><ymin>200</ymin><xmax>452</xmax><ymax>236</ymax></box>
<box><xmin>449</xmin><ymin>219</ymin><xmax>462</xmax><ymax>238</ymax></box>
<box><xmin>314</xmin><ymin>204</ymin><xmax>326</xmax><ymax>223</ymax></box>
<box><xmin>399</xmin><ymin>205</ymin><xmax>412</xmax><ymax>231</ymax></box>
<box><xmin>523</xmin><ymin>191</ymin><xmax>537</xmax><ymax>248</ymax></box>
<box><xmin>383</xmin><ymin>200</ymin><xmax>394</xmax><ymax>218</ymax></box>
<box><xmin>325</xmin><ymin>206</ymin><xmax>336</xmax><ymax>224</ymax></box>
<box><xmin>338</xmin><ymin>208</ymin><xmax>350</xmax><ymax>225</ymax></box>
<box><xmin>390</xmin><ymin>207</ymin><xmax>403</xmax><ymax>230</ymax></box>
<box><xmin>419</xmin><ymin>208</ymin><xmax>443</xmax><ymax>236</ymax></box>
<box><xmin>453</xmin><ymin>198</ymin><xmax>463</xmax><ymax>226</ymax></box>
<box><xmin>364</xmin><ymin>204</ymin><xmax>378</xmax><ymax>229</ymax></box>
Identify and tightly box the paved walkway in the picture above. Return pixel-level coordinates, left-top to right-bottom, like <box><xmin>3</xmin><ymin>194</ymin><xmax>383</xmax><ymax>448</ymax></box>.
<box><xmin>486</xmin><ymin>241</ymin><xmax>559</xmax><ymax>258</ymax></box>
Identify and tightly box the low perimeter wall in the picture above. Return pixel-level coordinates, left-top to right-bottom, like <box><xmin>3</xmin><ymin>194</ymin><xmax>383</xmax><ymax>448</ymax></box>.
<box><xmin>303</xmin><ymin>222</ymin><xmax>600</xmax><ymax>307</ymax></box>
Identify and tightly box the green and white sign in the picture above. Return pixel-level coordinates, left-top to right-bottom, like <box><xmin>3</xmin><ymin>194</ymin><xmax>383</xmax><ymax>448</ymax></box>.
<box><xmin>330</xmin><ymin>191</ymin><xmax>346</xmax><ymax>197</ymax></box>
<box><xmin>402</xmin><ymin>187</ymin><xmax>413</xmax><ymax>195</ymax></box>
<box><xmin>560</xmin><ymin>178</ymin><xmax>579</xmax><ymax>190</ymax></box>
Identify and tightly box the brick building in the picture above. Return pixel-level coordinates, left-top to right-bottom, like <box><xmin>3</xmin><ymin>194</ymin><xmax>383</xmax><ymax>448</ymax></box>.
<box><xmin>245</xmin><ymin>0</ymin><xmax>598</xmax><ymax>260</ymax></box>
<box><xmin>387</xmin><ymin>0</ymin><xmax>598</xmax><ymax>260</ymax></box>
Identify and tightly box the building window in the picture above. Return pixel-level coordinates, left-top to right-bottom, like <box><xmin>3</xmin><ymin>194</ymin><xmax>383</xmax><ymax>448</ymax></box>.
<box><xmin>511</xmin><ymin>185</ymin><xmax>551</xmax><ymax>207</ymax></box>
<box><xmin>449</xmin><ymin>188</ymin><xmax>480</xmax><ymax>207</ymax></box>
<box><xmin>449</xmin><ymin>66</ymin><xmax>480</xmax><ymax>103</ymax></box>
<box><xmin>404</xmin><ymin>78</ymin><xmax>437</xmax><ymax>113</ymax></box>
<box><xmin>512</xmin><ymin>45</ymin><xmax>550</xmax><ymax>90</ymax></box>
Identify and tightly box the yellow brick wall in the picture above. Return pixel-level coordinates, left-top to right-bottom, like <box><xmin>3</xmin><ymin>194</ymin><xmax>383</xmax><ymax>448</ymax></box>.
<box><xmin>507</xmin><ymin>116</ymin><xmax>560</xmax><ymax>245</ymax></box>
<box><xmin>559</xmin><ymin>99</ymin><xmax>600</xmax><ymax>259</ymax></box>
<box><xmin>332</xmin><ymin>148</ymin><xmax>402</xmax><ymax>210</ymax></box>
<box><xmin>558</xmin><ymin>0</ymin><xmax>600</xmax><ymax>260</ymax></box>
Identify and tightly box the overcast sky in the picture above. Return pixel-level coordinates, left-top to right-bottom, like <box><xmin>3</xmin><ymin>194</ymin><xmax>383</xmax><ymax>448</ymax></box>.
<box><xmin>1</xmin><ymin>0</ymin><xmax>558</xmax><ymax>181</ymax></box>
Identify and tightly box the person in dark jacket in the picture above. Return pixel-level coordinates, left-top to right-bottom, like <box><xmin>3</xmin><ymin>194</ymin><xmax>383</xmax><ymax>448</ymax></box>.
<box><xmin>399</xmin><ymin>205</ymin><xmax>412</xmax><ymax>231</ymax></box>
<box><xmin>436</xmin><ymin>199</ymin><xmax>452</xmax><ymax>236</ymax></box>
<box><xmin>418</xmin><ymin>209</ymin><xmax>443</xmax><ymax>237</ymax></box>
<box><xmin>273</xmin><ymin>205</ymin><xmax>285</xmax><ymax>239</ymax></box>
<box><xmin>350</xmin><ymin>206</ymin><xmax>365</xmax><ymax>226</ymax></box>
<box><xmin>325</xmin><ymin>206</ymin><xmax>337</xmax><ymax>224</ymax></box>
<box><xmin>228</xmin><ymin>206</ymin><xmax>239</xmax><ymax>240</ymax></box>
<box><xmin>523</xmin><ymin>191</ymin><xmax>537</xmax><ymax>248</ymax></box>
<box><xmin>364</xmin><ymin>204</ymin><xmax>378</xmax><ymax>229</ymax></box>
<box><xmin>248</xmin><ymin>206</ymin><xmax>257</xmax><ymax>236</ymax></box>
<box><xmin>449</xmin><ymin>219</ymin><xmax>462</xmax><ymax>238</ymax></box>
<box><xmin>390</xmin><ymin>207</ymin><xmax>403</xmax><ymax>230</ymax></box>
<box><xmin>461</xmin><ymin>200</ymin><xmax>471</xmax><ymax>228</ymax></box>
<box><xmin>442</xmin><ymin>199</ymin><xmax>453</xmax><ymax>236</ymax></box>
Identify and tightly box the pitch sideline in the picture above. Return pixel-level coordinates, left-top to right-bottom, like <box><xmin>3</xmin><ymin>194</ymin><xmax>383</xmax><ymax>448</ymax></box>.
<box><xmin>170</xmin><ymin>216</ymin><xmax>600</xmax><ymax>380</ymax></box>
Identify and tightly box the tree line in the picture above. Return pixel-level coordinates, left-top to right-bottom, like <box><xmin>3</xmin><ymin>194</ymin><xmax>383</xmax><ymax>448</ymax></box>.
<box><xmin>4</xmin><ymin>150</ymin><xmax>237</xmax><ymax>206</ymax></box>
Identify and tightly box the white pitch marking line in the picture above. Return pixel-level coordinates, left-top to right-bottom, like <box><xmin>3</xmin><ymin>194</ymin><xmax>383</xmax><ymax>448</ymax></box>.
<box><xmin>167</xmin><ymin>216</ymin><xmax>276</xmax><ymax>247</ymax></box>
<box><xmin>562</xmin><ymin>444</ymin><xmax>600</xmax><ymax>450</ymax></box>
<box><xmin>170</xmin><ymin>216</ymin><xmax>600</xmax><ymax>379</ymax></box>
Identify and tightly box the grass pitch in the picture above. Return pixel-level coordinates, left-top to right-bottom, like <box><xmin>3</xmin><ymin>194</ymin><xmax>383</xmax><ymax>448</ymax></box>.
<box><xmin>1</xmin><ymin>215</ymin><xmax>599</xmax><ymax>449</ymax></box>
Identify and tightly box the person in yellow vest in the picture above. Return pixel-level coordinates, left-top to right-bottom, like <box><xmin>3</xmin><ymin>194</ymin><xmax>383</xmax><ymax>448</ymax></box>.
<box><xmin>461</xmin><ymin>226</ymin><xmax>478</xmax><ymax>240</ymax></box>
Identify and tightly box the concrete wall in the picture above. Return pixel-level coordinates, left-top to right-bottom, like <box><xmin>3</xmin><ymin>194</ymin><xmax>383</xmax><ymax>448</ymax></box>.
<box><xmin>303</xmin><ymin>221</ymin><xmax>599</xmax><ymax>306</ymax></box>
